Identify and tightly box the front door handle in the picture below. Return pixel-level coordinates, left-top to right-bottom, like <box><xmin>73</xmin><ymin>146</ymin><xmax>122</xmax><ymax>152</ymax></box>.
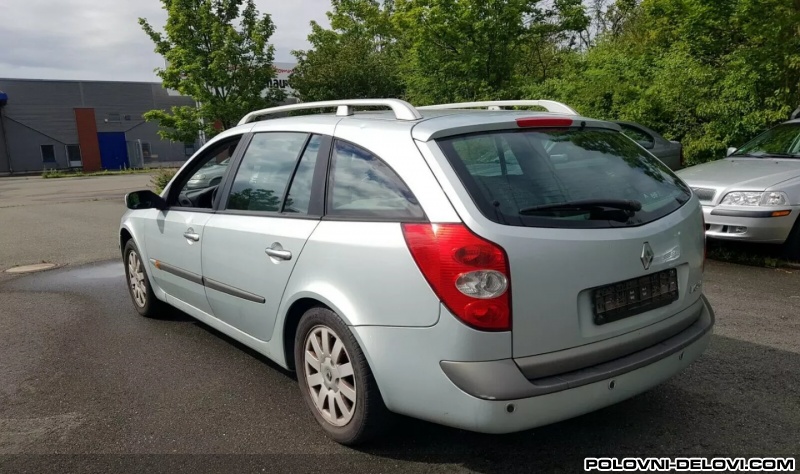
<box><xmin>183</xmin><ymin>228</ymin><xmax>200</xmax><ymax>242</ymax></box>
<box><xmin>265</xmin><ymin>247</ymin><xmax>292</xmax><ymax>261</ymax></box>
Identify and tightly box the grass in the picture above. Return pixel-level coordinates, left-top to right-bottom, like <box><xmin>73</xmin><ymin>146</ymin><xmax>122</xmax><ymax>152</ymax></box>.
<box><xmin>42</xmin><ymin>167</ymin><xmax>169</xmax><ymax>179</ymax></box>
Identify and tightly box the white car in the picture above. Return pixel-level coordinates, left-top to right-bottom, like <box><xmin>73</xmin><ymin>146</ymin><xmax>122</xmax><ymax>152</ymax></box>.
<box><xmin>120</xmin><ymin>99</ymin><xmax>713</xmax><ymax>444</ymax></box>
<box><xmin>676</xmin><ymin>119</ymin><xmax>800</xmax><ymax>260</ymax></box>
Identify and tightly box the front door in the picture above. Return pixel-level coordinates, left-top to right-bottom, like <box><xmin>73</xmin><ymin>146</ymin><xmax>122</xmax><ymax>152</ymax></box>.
<box><xmin>144</xmin><ymin>134</ymin><xmax>245</xmax><ymax>315</ymax></box>
<box><xmin>201</xmin><ymin>132</ymin><xmax>326</xmax><ymax>341</ymax></box>
<box><xmin>145</xmin><ymin>211</ymin><xmax>213</xmax><ymax>314</ymax></box>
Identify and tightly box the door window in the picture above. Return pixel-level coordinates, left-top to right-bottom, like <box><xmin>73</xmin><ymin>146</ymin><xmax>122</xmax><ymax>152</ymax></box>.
<box><xmin>283</xmin><ymin>135</ymin><xmax>322</xmax><ymax>215</ymax></box>
<box><xmin>226</xmin><ymin>132</ymin><xmax>309</xmax><ymax>212</ymax></box>
<box><xmin>327</xmin><ymin>140</ymin><xmax>424</xmax><ymax>220</ymax></box>
<box><xmin>169</xmin><ymin>136</ymin><xmax>242</xmax><ymax>210</ymax></box>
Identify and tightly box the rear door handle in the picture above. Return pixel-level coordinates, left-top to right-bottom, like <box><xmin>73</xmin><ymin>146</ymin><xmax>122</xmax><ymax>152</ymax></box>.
<box><xmin>265</xmin><ymin>247</ymin><xmax>292</xmax><ymax>261</ymax></box>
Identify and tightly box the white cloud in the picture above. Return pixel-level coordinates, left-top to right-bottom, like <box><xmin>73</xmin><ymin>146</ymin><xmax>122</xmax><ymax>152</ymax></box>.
<box><xmin>0</xmin><ymin>0</ymin><xmax>330</xmax><ymax>82</ymax></box>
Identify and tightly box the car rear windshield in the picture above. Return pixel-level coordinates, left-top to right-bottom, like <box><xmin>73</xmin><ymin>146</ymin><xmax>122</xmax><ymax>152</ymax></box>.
<box><xmin>436</xmin><ymin>127</ymin><xmax>691</xmax><ymax>229</ymax></box>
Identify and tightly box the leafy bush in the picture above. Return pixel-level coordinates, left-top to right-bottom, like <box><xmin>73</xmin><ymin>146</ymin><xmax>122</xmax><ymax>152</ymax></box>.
<box><xmin>42</xmin><ymin>169</ymin><xmax>68</xmax><ymax>179</ymax></box>
<box><xmin>151</xmin><ymin>168</ymin><xmax>177</xmax><ymax>194</ymax></box>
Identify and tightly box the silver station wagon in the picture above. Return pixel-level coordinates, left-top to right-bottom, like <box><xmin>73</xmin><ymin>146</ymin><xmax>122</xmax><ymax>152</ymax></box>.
<box><xmin>120</xmin><ymin>99</ymin><xmax>714</xmax><ymax>444</ymax></box>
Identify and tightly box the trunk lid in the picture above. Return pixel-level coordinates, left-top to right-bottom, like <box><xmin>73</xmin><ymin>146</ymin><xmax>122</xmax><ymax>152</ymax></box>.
<box><xmin>483</xmin><ymin>203</ymin><xmax>704</xmax><ymax>357</ymax></box>
<box><xmin>427</xmin><ymin>121</ymin><xmax>704</xmax><ymax>358</ymax></box>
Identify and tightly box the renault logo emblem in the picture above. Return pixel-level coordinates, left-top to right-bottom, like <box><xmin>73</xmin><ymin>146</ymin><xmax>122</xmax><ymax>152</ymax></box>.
<box><xmin>641</xmin><ymin>242</ymin><xmax>654</xmax><ymax>270</ymax></box>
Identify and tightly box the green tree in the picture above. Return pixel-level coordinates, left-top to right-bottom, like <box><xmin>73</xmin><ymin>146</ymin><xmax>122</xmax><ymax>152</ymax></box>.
<box><xmin>392</xmin><ymin>0</ymin><xmax>591</xmax><ymax>104</ymax></box>
<box><xmin>392</xmin><ymin>0</ymin><xmax>534</xmax><ymax>104</ymax></box>
<box><xmin>528</xmin><ymin>0</ymin><xmax>800</xmax><ymax>164</ymax></box>
<box><xmin>140</xmin><ymin>0</ymin><xmax>284</xmax><ymax>142</ymax></box>
<box><xmin>290</xmin><ymin>0</ymin><xmax>403</xmax><ymax>102</ymax></box>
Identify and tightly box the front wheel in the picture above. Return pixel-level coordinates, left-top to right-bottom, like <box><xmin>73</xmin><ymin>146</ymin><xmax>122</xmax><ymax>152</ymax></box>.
<box><xmin>782</xmin><ymin>217</ymin><xmax>800</xmax><ymax>262</ymax></box>
<box><xmin>294</xmin><ymin>307</ymin><xmax>391</xmax><ymax>445</ymax></box>
<box><xmin>123</xmin><ymin>240</ymin><xmax>166</xmax><ymax>318</ymax></box>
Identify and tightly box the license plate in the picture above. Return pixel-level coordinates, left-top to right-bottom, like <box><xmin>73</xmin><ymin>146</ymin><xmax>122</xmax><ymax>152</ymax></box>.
<box><xmin>593</xmin><ymin>268</ymin><xmax>679</xmax><ymax>325</ymax></box>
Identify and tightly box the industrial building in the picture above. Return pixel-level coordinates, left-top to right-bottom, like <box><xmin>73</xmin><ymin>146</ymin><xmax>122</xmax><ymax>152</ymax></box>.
<box><xmin>0</xmin><ymin>78</ymin><xmax>200</xmax><ymax>174</ymax></box>
<box><xmin>0</xmin><ymin>62</ymin><xmax>296</xmax><ymax>174</ymax></box>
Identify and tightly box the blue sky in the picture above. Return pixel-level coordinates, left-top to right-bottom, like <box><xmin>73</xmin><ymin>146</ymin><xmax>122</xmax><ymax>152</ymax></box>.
<box><xmin>0</xmin><ymin>0</ymin><xmax>330</xmax><ymax>81</ymax></box>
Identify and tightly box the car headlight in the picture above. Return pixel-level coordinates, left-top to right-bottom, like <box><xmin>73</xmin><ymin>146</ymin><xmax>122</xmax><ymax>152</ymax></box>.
<box><xmin>720</xmin><ymin>191</ymin><xmax>789</xmax><ymax>206</ymax></box>
<box><xmin>192</xmin><ymin>174</ymin><xmax>206</xmax><ymax>180</ymax></box>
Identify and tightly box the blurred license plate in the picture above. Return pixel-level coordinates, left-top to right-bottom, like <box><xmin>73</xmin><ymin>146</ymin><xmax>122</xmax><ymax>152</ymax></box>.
<box><xmin>593</xmin><ymin>268</ymin><xmax>679</xmax><ymax>325</ymax></box>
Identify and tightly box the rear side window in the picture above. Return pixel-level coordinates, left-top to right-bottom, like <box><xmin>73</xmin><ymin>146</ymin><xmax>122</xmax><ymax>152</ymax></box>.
<box><xmin>226</xmin><ymin>132</ymin><xmax>308</xmax><ymax>212</ymax></box>
<box><xmin>437</xmin><ymin>128</ymin><xmax>691</xmax><ymax>229</ymax></box>
<box><xmin>283</xmin><ymin>135</ymin><xmax>322</xmax><ymax>215</ymax></box>
<box><xmin>327</xmin><ymin>141</ymin><xmax>424</xmax><ymax>220</ymax></box>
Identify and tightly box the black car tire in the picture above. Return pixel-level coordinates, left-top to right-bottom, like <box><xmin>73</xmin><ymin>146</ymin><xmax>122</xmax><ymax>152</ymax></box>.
<box><xmin>123</xmin><ymin>240</ymin><xmax>168</xmax><ymax>318</ymax></box>
<box><xmin>294</xmin><ymin>307</ymin><xmax>392</xmax><ymax>445</ymax></box>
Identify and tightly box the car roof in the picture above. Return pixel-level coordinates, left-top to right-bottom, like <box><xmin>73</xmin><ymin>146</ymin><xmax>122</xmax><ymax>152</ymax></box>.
<box><xmin>230</xmin><ymin>107</ymin><xmax>621</xmax><ymax>142</ymax></box>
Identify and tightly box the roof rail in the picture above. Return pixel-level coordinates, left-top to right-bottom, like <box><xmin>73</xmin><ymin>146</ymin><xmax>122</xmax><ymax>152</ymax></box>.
<box><xmin>238</xmin><ymin>99</ymin><xmax>422</xmax><ymax>125</ymax></box>
<box><xmin>417</xmin><ymin>100</ymin><xmax>579</xmax><ymax>116</ymax></box>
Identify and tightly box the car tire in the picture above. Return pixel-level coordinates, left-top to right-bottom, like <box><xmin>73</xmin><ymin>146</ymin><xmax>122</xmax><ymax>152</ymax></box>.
<box><xmin>123</xmin><ymin>240</ymin><xmax>167</xmax><ymax>318</ymax></box>
<box><xmin>782</xmin><ymin>217</ymin><xmax>800</xmax><ymax>262</ymax></box>
<box><xmin>294</xmin><ymin>307</ymin><xmax>392</xmax><ymax>445</ymax></box>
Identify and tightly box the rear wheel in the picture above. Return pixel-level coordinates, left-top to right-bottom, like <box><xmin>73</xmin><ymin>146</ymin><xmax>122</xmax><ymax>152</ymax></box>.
<box><xmin>294</xmin><ymin>307</ymin><xmax>391</xmax><ymax>445</ymax></box>
<box><xmin>123</xmin><ymin>240</ymin><xmax>166</xmax><ymax>318</ymax></box>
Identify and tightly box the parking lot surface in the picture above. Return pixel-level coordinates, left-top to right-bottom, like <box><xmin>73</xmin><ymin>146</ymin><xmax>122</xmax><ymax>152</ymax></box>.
<box><xmin>0</xmin><ymin>175</ymin><xmax>151</xmax><ymax>282</ymax></box>
<box><xmin>0</xmin><ymin>176</ymin><xmax>798</xmax><ymax>472</ymax></box>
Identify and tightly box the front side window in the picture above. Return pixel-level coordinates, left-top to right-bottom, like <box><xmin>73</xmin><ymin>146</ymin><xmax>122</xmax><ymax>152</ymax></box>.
<box><xmin>733</xmin><ymin>123</ymin><xmax>800</xmax><ymax>158</ymax></box>
<box><xmin>437</xmin><ymin>128</ymin><xmax>690</xmax><ymax>229</ymax></box>
<box><xmin>170</xmin><ymin>135</ymin><xmax>242</xmax><ymax>210</ymax></box>
<box><xmin>227</xmin><ymin>132</ymin><xmax>309</xmax><ymax>212</ymax></box>
<box><xmin>327</xmin><ymin>141</ymin><xmax>424</xmax><ymax>220</ymax></box>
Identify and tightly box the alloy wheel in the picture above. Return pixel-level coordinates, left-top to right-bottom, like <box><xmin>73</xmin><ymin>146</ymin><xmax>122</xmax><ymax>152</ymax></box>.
<box><xmin>127</xmin><ymin>250</ymin><xmax>147</xmax><ymax>308</ymax></box>
<box><xmin>304</xmin><ymin>325</ymin><xmax>357</xmax><ymax>427</ymax></box>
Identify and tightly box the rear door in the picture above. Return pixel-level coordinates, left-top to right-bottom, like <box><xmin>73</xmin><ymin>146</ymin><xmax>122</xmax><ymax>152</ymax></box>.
<box><xmin>200</xmin><ymin>133</ymin><xmax>329</xmax><ymax>341</ymax></box>
<box><xmin>430</xmin><ymin>125</ymin><xmax>704</xmax><ymax>358</ymax></box>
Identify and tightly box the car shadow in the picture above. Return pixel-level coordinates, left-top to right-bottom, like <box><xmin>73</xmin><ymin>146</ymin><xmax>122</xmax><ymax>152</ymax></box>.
<box><xmin>346</xmin><ymin>334</ymin><xmax>800</xmax><ymax>473</ymax></box>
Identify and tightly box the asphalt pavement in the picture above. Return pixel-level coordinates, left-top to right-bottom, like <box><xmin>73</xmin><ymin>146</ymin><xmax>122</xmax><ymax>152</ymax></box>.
<box><xmin>0</xmin><ymin>175</ymin><xmax>798</xmax><ymax>472</ymax></box>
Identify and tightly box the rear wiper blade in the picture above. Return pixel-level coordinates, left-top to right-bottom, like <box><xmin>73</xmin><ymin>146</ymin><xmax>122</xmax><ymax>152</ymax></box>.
<box><xmin>519</xmin><ymin>199</ymin><xmax>643</xmax><ymax>214</ymax></box>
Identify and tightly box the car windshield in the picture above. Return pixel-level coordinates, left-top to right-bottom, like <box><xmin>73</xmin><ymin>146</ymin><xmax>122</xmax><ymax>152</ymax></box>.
<box><xmin>436</xmin><ymin>127</ymin><xmax>691</xmax><ymax>229</ymax></box>
<box><xmin>733</xmin><ymin>123</ymin><xmax>800</xmax><ymax>158</ymax></box>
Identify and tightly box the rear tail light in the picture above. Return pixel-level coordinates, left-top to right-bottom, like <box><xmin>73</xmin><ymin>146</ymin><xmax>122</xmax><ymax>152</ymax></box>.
<box><xmin>402</xmin><ymin>223</ymin><xmax>511</xmax><ymax>331</ymax></box>
<box><xmin>516</xmin><ymin>117</ymin><xmax>573</xmax><ymax>128</ymax></box>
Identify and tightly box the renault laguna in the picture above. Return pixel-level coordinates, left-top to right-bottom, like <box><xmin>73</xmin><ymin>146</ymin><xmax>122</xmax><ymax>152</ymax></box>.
<box><xmin>120</xmin><ymin>99</ymin><xmax>714</xmax><ymax>445</ymax></box>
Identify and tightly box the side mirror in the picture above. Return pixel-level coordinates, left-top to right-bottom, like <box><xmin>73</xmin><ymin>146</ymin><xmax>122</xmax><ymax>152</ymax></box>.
<box><xmin>125</xmin><ymin>190</ymin><xmax>166</xmax><ymax>210</ymax></box>
<box><xmin>727</xmin><ymin>147</ymin><xmax>737</xmax><ymax>156</ymax></box>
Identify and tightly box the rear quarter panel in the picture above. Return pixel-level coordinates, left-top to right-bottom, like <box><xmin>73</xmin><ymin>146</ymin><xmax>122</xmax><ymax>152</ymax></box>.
<box><xmin>276</xmin><ymin>221</ymin><xmax>443</xmax><ymax>329</ymax></box>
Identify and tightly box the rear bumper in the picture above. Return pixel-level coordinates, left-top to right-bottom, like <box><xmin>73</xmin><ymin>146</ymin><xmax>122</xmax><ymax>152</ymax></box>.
<box><xmin>441</xmin><ymin>295</ymin><xmax>713</xmax><ymax>401</ymax></box>
<box><xmin>702</xmin><ymin>205</ymin><xmax>799</xmax><ymax>243</ymax></box>
<box><xmin>353</xmin><ymin>296</ymin><xmax>714</xmax><ymax>434</ymax></box>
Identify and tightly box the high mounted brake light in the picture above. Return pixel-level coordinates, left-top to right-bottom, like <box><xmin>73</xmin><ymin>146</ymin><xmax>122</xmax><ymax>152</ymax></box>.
<box><xmin>402</xmin><ymin>223</ymin><xmax>511</xmax><ymax>331</ymax></box>
<box><xmin>515</xmin><ymin>117</ymin><xmax>574</xmax><ymax>128</ymax></box>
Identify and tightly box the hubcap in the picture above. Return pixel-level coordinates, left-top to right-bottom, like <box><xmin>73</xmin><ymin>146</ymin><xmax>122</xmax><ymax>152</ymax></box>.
<box><xmin>304</xmin><ymin>325</ymin><xmax>356</xmax><ymax>427</ymax></box>
<box><xmin>127</xmin><ymin>250</ymin><xmax>147</xmax><ymax>308</ymax></box>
